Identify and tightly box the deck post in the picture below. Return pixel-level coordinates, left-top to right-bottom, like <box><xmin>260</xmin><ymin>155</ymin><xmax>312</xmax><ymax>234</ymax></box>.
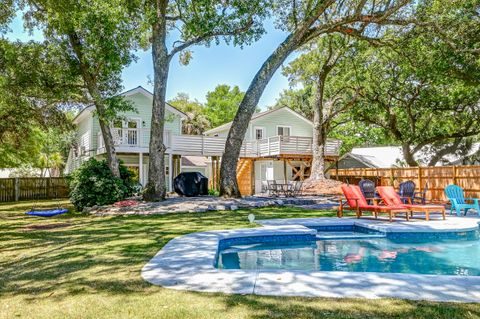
<box><xmin>168</xmin><ymin>153</ymin><xmax>173</xmax><ymax>192</ymax></box>
<box><xmin>139</xmin><ymin>152</ymin><xmax>144</xmax><ymax>186</ymax></box>
<box><xmin>283</xmin><ymin>158</ymin><xmax>287</xmax><ymax>183</ymax></box>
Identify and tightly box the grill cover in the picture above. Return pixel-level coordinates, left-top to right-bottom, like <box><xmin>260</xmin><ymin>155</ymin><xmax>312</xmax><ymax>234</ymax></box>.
<box><xmin>174</xmin><ymin>172</ymin><xmax>209</xmax><ymax>197</ymax></box>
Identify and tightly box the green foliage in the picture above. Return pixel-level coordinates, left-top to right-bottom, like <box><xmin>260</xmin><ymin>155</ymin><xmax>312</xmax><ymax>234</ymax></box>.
<box><xmin>204</xmin><ymin>85</ymin><xmax>245</xmax><ymax>127</ymax></box>
<box><xmin>273</xmin><ymin>87</ymin><xmax>315</xmax><ymax>120</ymax></box>
<box><xmin>208</xmin><ymin>188</ymin><xmax>220</xmax><ymax>196</ymax></box>
<box><xmin>0</xmin><ymin>39</ymin><xmax>80</xmax><ymax>167</ymax></box>
<box><xmin>67</xmin><ymin>158</ymin><xmax>135</xmax><ymax>211</ymax></box>
<box><xmin>168</xmin><ymin>85</ymin><xmax>247</xmax><ymax>133</ymax></box>
<box><xmin>168</xmin><ymin>93</ymin><xmax>211</xmax><ymax>135</ymax></box>
<box><xmin>348</xmin><ymin>29</ymin><xmax>480</xmax><ymax>165</ymax></box>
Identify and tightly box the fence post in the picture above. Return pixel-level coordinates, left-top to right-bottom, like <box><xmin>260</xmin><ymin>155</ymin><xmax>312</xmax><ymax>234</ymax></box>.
<box><xmin>14</xmin><ymin>177</ymin><xmax>19</xmax><ymax>201</ymax></box>
<box><xmin>452</xmin><ymin>165</ymin><xmax>457</xmax><ymax>185</ymax></box>
<box><xmin>47</xmin><ymin>178</ymin><xmax>51</xmax><ymax>199</ymax></box>
<box><xmin>418</xmin><ymin>166</ymin><xmax>422</xmax><ymax>188</ymax></box>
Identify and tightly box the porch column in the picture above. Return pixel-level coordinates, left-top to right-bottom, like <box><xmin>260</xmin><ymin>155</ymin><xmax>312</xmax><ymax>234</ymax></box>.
<box><xmin>283</xmin><ymin>158</ymin><xmax>287</xmax><ymax>183</ymax></box>
<box><xmin>172</xmin><ymin>155</ymin><xmax>182</xmax><ymax>180</ymax></box>
<box><xmin>139</xmin><ymin>152</ymin><xmax>143</xmax><ymax>185</ymax></box>
<box><xmin>168</xmin><ymin>153</ymin><xmax>173</xmax><ymax>192</ymax></box>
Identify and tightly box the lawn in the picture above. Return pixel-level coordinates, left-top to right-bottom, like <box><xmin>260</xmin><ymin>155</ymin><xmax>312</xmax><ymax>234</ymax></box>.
<box><xmin>1</xmin><ymin>200</ymin><xmax>479</xmax><ymax>319</ymax></box>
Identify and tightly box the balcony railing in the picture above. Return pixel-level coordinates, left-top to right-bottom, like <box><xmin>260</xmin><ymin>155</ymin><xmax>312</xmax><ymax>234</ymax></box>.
<box><xmin>97</xmin><ymin>129</ymin><xmax>342</xmax><ymax>157</ymax></box>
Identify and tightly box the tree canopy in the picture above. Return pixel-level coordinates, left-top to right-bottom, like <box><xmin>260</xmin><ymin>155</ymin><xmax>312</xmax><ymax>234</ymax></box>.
<box><xmin>204</xmin><ymin>85</ymin><xmax>245</xmax><ymax>128</ymax></box>
<box><xmin>0</xmin><ymin>39</ymin><xmax>79</xmax><ymax>168</ymax></box>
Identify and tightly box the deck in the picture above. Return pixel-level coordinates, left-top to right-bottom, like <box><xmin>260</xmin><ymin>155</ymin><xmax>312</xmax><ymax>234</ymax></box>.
<box><xmin>96</xmin><ymin>129</ymin><xmax>342</xmax><ymax>158</ymax></box>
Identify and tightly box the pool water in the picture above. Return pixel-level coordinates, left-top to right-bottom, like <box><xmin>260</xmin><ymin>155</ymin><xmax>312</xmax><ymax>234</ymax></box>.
<box><xmin>217</xmin><ymin>235</ymin><xmax>480</xmax><ymax>276</ymax></box>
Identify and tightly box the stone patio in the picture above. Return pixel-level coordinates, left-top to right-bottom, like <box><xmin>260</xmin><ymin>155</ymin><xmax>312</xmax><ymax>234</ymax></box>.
<box><xmin>88</xmin><ymin>195</ymin><xmax>338</xmax><ymax>216</ymax></box>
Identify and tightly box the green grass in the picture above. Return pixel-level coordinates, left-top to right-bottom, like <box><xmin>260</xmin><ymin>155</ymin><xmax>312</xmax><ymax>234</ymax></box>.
<box><xmin>0</xmin><ymin>200</ymin><xmax>479</xmax><ymax>319</ymax></box>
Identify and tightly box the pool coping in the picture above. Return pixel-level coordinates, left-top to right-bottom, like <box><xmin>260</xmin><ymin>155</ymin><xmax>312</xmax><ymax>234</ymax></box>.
<box><xmin>141</xmin><ymin>217</ymin><xmax>480</xmax><ymax>302</ymax></box>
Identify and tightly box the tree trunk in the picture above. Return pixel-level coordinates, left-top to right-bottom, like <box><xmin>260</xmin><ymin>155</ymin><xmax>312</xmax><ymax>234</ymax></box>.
<box><xmin>310</xmin><ymin>72</ymin><xmax>328</xmax><ymax>181</ymax></box>
<box><xmin>402</xmin><ymin>144</ymin><xmax>418</xmax><ymax>167</ymax></box>
<box><xmin>68</xmin><ymin>32</ymin><xmax>121</xmax><ymax>177</ymax></box>
<box><xmin>427</xmin><ymin>138</ymin><xmax>463</xmax><ymax>166</ymax></box>
<box><xmin>219</xmin><ymin>34</ymin><xmax>303</xmax><ymax>197</ymax></box>
<box><xmin>144</xmin><ymin>16</ymin><xmax>169</xmax><ymax>201</ymax></box>
<box><xmin>97</xmin><ymin>109</ymin><xmax>120</xmax><ymax>177</ymax></box>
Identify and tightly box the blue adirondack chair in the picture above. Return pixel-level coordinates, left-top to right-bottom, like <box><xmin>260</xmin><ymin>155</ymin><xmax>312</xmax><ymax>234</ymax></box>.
<box><xmin>444</xmin><ymin>185</ymin><xmax>480</xmax><ymax>216</ymax></box>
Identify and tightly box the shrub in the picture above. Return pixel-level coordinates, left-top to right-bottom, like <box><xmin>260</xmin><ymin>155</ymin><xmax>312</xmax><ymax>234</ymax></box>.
<box><xmin>67</xmin><ymin>158</ymin><xmax>135</xmax><ymax>211</ymax></box>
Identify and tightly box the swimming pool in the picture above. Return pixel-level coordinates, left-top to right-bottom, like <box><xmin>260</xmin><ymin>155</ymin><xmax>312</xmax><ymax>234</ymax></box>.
<box><xmin>217</xmin><ymin>226</ymin><xmax>480</xmax><ymax>276</ymax></box>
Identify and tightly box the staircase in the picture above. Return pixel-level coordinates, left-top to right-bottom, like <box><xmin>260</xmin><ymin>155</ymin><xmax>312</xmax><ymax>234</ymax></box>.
<box><xmin>236</xmin><ymin>159</ymin><xmax>254</xmax><ymax>196</ymax></box>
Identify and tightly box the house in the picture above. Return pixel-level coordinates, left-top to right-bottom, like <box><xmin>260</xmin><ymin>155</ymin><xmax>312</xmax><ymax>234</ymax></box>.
<box><xmin>66</xmin><ymin>87</ymin><xmax>342</xmax><ymax>195</ymax></box>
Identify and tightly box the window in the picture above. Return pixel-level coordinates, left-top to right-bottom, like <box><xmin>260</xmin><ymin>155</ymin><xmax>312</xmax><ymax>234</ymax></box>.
<box><xmin>277</xmin><ymin>126</ymin><xmax>291</xmax><ymax>136</ymax></box>
<box><xmin>254</xmin><ymin>127</ymin><xmax>265</xmax><ymax>140</ymax></box>
<box><xmin>127</xmin><ymin>120</ymin><xmax>138</xmax><ymax>129</ymax></box>
<box><xmin>113</xmin><ymin>119</ymin><xmax>123</xmax><ymax>128</ymax></box>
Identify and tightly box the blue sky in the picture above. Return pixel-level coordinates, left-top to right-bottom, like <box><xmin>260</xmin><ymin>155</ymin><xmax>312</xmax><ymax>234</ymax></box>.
<box><xmin>7</xmin><ymin>16</ymin><xmax>295</xmax><ymax>110</ymax></box>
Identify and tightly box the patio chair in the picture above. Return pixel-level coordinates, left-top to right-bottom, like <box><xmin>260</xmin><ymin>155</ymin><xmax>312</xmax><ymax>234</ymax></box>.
<box><xmin>413</xmin><ymin>182</ymin><xmax>429</xmax><ymax>205</ymax></box>
<box><xmin>267</xmin><ymin>180</ymin><xmax>278</xmax><ymax>197</ymax></box>
<box><xmin>339</xmin><ymin>184</ymin><xmax>409</xmax><ymax>222</ymax></box>
<box><xmin>287</xmin><ymin>181</ymin><xmax>303</xmax><ymax>197</ymax></box>
<box><xmin>444</xmin><ymin>184</ymin><xmax>480</xmax><ymax>216</ymax></box>
<box><xmin>358</xmin><ymin>179</ymin><xmax>377</xmax><ymax>204</ymax></box>
<box><xmin>377</xmin><ymin>186</ymin><xmax>445</xmax><ymax>221</ymax></box>
<box><xmin>399</xmin><ymin>181</ymin><xmax>416</xmax><ymax>204</ymax></box>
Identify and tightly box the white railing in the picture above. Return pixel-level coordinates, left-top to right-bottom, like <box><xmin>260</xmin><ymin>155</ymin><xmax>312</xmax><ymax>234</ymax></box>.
<box><xmin>97</xmin><ymin>129</ymin><xmax>342</xmax><ymax>157</ymax></box>
<box><xmin>97</xmin><ymin>128</ymin><xmax>170</xmax><ymax>152</ymax></box>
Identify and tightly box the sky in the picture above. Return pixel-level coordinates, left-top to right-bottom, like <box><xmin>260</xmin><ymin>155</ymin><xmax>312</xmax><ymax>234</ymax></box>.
<box><xmin>7</xmin><ymin>16</ymin><xmax>297</xmax><ymax>110</ymax></box>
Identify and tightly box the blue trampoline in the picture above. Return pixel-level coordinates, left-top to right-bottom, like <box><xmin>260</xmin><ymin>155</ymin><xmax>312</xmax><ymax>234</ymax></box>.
<box><xmin>26</xmin><ymin>209</ymin><xmax>68</xmax><ymax>217</ymax></box>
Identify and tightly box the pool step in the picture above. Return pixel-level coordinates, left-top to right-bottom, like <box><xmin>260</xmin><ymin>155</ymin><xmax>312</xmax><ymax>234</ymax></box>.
<box><xmin>316</xmin><ymin>231</ymin><xmax>386</xmax><ymax>240</ymax></box>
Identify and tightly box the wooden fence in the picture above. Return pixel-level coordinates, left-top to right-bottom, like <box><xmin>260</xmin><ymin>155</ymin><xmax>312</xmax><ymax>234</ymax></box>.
<box><xmin>329</xmin><ymin>165</ymin><xmax>480</xmax><ymax>201</ymax></box>
<box><xmin>0</xmin><ymin>177</ymin><xmax>69</xmax><ymax>202</ymax></box>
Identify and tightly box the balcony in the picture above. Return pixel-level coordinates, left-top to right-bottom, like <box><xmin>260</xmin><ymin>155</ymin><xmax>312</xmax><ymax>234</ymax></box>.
<box><xmin>97</xmin><ymin>129</ymin><xmax>342</xmax><ymax>158</ymax></box>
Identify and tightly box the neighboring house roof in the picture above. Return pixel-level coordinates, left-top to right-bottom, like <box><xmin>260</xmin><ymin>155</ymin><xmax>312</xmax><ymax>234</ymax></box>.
<box><xmin>350</xmin><ymin>146</ymin><xmax>404</xmax><ymax>168</ymax></box>
<box><xmin>181</xmin><ymin>156</ymin><xmax>208</xmax><ymax>167</ymax></box>
<box><xmin>73</xmin><ymin>86</ymin><xmax>187</xmax><ymax>124</ymax></box>
<box><xmin>203</xmin><ymin>106</ymin><xmax>313</xmax><ymax>135</ymax></box>
<box><xmin>336</xmin><ymin>146</ymin><xmax>404</xmax><ymax>169</ymax></box>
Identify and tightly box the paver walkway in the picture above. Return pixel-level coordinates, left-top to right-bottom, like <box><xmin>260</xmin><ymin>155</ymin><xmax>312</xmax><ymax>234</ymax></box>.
<box><xmin>89</xmin><ymin>195</ymin><xmax>338</xmax><ymax>216</ymax></box>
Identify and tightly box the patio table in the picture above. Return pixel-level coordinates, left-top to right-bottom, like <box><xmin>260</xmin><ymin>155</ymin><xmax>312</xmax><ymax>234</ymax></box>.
<box><xmin>275</xmin><ymin>183</ymin><xmax>293</xmax><ymax>197</ymax></box>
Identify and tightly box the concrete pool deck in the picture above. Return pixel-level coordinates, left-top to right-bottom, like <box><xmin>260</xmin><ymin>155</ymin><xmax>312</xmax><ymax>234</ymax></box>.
<box><xmin>142</xmin><ymin>216</ymin><xmax>480</xmax><ymax>302</ymax></box>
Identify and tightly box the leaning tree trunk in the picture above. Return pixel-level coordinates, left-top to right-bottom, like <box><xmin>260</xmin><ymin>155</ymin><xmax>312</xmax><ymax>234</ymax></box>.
<box><xmin>144</xmin><ymin>17</ymin><xmax>169</xmax><ymax>201</ymax></box>
<box><xmin>310</xmin><ymin>71</ymin><xmax>329</xmax><ymax>181</ymax></box>
<box><xmin>97</xmin><ymin>105</ymin><xmax>121</xmax><ymax>177</ymax></box>
<box><xmin>68</xmin><ymin>32</ymin><xmax>121</xmax><ymax>177</ymax></box>
<box><xmin>220</xmin><ymin>34</ymin><xmax>304</xmax><ymax>197</ymax></box>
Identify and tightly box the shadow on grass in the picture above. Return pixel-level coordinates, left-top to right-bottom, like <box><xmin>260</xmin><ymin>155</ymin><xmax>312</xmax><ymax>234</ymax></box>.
<box><xmin>0</xmin><ymin>200</ymin><xmax>336</xmax><ymax>301</ymax></box>
<box><xmin>216</xmin><ymin>292</ymin><xmax>480</xmax><ymax>319</ymax></box>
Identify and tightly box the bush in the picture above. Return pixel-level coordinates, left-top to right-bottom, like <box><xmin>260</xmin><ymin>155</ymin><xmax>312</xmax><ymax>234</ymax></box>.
<box><xmin>208</xmin><ymin>188</ymin><xmax>220</xmax><ymax>196</ymax></box>
<box><xmin>67</xmin><ymin>158</ymin><xmax>135</xmax><ymax>211</ymax></box>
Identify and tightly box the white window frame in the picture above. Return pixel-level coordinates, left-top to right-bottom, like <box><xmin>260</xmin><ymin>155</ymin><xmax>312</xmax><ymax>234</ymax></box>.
<box><xmin>254</xmin><ymin>126</ymin><xmax>266</xmax><ymax>140</ymax></box>
<box><xmin>276</xmin><ymin>125</ymin><xmax>292</xmax><ymax>136</ymax></box>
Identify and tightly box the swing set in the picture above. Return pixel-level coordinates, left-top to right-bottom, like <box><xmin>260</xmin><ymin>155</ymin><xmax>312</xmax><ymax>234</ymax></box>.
<box><xmin>25</xmin><ymin>178</ymin><xmax>68</xmax><ymax>217</ymax></box>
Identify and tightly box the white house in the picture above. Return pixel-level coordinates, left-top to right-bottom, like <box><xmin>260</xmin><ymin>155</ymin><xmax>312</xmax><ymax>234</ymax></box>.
<box><xmin>66</xmin><ymin>86</ymin><xmax>342</xmax><ymax>195</ymax></box>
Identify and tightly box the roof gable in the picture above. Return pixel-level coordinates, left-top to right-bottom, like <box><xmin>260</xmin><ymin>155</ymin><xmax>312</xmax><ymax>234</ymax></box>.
<box><xmin>73</xmin><ymin>86</ymin><xmax>187</xmax><ymax>124</ymax></box>
<box><xmin>204</xmin><ymin>107</ymin><xmax>312</xmax><ymax>135</ymax></box>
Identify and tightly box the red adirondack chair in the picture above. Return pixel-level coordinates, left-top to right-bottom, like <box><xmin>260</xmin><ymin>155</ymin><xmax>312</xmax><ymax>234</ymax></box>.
<box><xmin>339</xmin><ymin>184</ymin><xmax>409</xmax><ymax>222</ymax></box>
<box><xmin>376</xmin><ymin>186</ymin><xmax>445</xmax><ymax>221</ymax></box>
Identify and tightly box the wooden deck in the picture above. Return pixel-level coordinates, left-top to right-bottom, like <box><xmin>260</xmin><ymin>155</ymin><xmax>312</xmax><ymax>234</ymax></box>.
<box><xmin>96</xmin><ymin>129</ymin><xmax>342</xmax><ymax>158</ymax></box>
